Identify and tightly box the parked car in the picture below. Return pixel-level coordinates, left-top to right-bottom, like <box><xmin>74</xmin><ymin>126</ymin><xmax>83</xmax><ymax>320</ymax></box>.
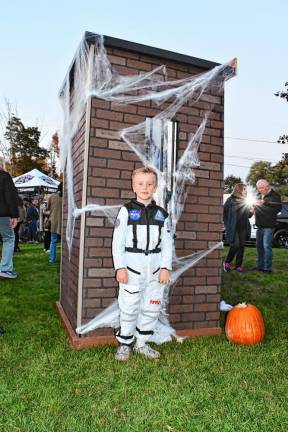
<box><xmin>223</xmin><ymin>195</ymin><xmax>288</xmax><ymax>248</ymax></box>
<box><xmin>249</xmin><ymin>203</ymin><xmax>288</xmax><ymax>248</ymax></box>
<box><xmin>273</xmin><ymin>202</ymin><xmax>288</xmax><ymax>248</ymax></box>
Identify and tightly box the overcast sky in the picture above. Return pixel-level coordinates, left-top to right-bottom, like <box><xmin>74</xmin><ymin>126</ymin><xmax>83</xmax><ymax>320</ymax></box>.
<box><xmin>0</xmin><ymin>0</ymin><xmax>287</xmax><ymax>181</ymax></box>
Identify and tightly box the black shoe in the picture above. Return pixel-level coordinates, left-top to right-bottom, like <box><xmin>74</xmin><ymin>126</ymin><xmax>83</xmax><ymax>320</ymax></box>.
<box><xmin>263</xmin><ymin>269</ymin><xmax>272</xmax><ymax>273</ymax></box>
<box><xmin>253</xmin><ymin>267</ymin><xmax>264</xmax><ymax>271</ymax></box>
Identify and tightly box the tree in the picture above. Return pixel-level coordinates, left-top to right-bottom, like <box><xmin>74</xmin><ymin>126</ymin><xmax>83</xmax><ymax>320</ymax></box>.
<box><xmin>246</xmin><ymin>156</ymin><xmax>288</xmax><ymax>200</ymax></box>
<box><xmin>270</xmin><ymin>154</ymin><xmax>288</xmax><ymax>199</ymax></box>
<box><xmin>224</xmin><ymin>175</ymin><xmax>243</xmax><ymax>193</ymax></box>
<box><xmin>4</xmin><ymin>116</ymin><xmax>49</xmax><ymax>176</ymax></box>
<box><xmin>47</xmin><ymin>132</ymin><xmax>60</xmax><ymax>178</ymax></box>
<box><xmin>246</xmin><ymin>161</ymin><xmax>274</xmax><ymax>187</ymax></box>
<box><xmin>275</xmin><ymin>82</ymin><xmax>288</xmax><ymax>143</ymax></box>
<box><xmin>0</xmin><ymin>98</ymin><xmax>18</xmax><ymax>162</ymax></box>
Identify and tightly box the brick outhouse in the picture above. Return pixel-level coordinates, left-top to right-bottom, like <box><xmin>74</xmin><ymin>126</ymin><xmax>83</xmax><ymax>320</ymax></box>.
<box><xmin>56</xmin><ymin>32</ymin><xmax>225</xmax><ymax>349</ymax></box>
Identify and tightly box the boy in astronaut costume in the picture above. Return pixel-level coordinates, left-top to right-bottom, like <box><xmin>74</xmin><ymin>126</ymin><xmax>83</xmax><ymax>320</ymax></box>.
<box><xmin>112</xmin><ymin>167</ymin><xmax>173</xmax><ymax>361</ymax></box>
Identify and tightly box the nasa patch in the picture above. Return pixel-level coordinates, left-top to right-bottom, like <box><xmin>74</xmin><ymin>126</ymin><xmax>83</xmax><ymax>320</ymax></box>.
<box><xmin>129</xmin><ymin>209</ymin><xmax>141</xmax><ymax>221</ymax></box>
<box><xmin>155</xmin><ymin>210</ymin><xmax>165</xmax><ymax>222</ymax></box>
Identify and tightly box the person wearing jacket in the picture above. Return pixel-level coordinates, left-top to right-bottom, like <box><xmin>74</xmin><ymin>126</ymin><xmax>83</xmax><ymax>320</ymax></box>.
<box><xmin>47</xmin><ymin>183</ymin><xmax>62</xmax><ymax>263</ymax></box>
<box><xmin>23</xmin><ymin>198</ymin><xmax>39</xmax><ymax>242</ymax></box>
<box><xmin>39</xmin><ymin>195</ymin><xmax>51</xmax><ymax>253</ymax></box>
<box><xmin>223</xmin><ymin>183</ymin><xmax>252</xmax><ymax>273</ymax></box>
<box><xmin>14</xmin><ymin>197</ymin><xmax>25</xmax><ymax>252</ymax></box>
<box><xmin>254</xmin><ymin>179</ymin><xmax>282</xmax><ymax>272</ymax></box>
<box><xmin>0</xmin><ymin>157</ymin><xmax>19</xmax><ymax>279</ymax></box>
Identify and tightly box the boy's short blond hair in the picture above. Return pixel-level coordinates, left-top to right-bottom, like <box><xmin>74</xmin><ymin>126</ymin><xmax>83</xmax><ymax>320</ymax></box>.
<box><xmin>132</xmin><ymin>166</ymin><xmax>158</xmax><ymax>187</ymax></box>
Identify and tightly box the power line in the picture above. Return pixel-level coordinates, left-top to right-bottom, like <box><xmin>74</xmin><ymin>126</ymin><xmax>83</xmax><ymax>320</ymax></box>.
<box><xmin>225</xmin><ymin>136</ymin><xmax>279</xmax><ymax>144</ymax></box>
<box><xmin>225</xmin><ymin>163</ymin><xmax>252</xmax><ymax>169</ymax></box>
<box><xmin>225</xmin><ymin>154</ymin><xmax>279</xmax><ymax>163</ymax></box>
<box><xmin>223</xmin><ymin>136</ymin><xmax>288</xmax><ymax>171</ymax></box>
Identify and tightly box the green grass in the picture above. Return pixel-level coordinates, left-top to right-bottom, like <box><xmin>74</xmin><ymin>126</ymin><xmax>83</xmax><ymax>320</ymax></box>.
<box><xmin>0</xmin><ymin>244</ymin><xmax>287</xmax><ymax>431</ymax></box>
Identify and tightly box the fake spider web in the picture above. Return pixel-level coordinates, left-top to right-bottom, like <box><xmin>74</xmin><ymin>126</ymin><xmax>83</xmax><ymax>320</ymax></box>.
<box><xmin>59</xmin><ymin>34</ymin><xmax>237</xmax><ymax>339</ymax></box>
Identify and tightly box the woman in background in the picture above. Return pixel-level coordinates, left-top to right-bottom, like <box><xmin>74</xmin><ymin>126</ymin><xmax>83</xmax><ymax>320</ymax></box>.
<box><xmin>223</xmin><ymin>183</ymin><xmax>252</xmax><ymax>273</ymax></box>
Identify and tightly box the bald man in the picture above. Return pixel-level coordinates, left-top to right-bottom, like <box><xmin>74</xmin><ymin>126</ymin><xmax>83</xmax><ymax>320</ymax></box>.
<box><xmin>254</xmin><ymin>179</ymin><xmax>281</xmax><ymax>272</ymax></box>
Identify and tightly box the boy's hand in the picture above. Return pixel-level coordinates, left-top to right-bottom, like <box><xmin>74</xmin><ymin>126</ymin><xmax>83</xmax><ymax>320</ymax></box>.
<box><xmin>159</xmin><ymin>268</ymin><xmax>172</xmax><ymax>285</ymax></box>
<box><xmin>116</xmin><ymin>268</ymin><xmax>128</xmax><ymax>284</ymax></box>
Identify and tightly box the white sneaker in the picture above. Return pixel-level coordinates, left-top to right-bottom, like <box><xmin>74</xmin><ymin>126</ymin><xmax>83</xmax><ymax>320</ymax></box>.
<box><xmin>134</xmin><ymin>343</ymin><xmax>160</xmax><ymax>359</ymax></box>
<box><xmin>219</xmin><ymin>300</ymin><xmax>233</xmax><ymax>312</ymax></box>
<box><xmin>115</xmin><ymin>344</ymin><xmax>131</xmax><ymax>361</ymax></box>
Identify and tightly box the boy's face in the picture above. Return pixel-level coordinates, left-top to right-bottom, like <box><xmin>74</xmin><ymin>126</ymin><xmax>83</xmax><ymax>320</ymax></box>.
<box><xmin>132</xmin><ymin>172</ymin><xmax>157</xmax><ymax>204</ymax></box>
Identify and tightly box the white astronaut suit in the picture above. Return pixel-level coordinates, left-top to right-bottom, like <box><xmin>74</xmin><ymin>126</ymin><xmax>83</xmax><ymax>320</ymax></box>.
<box><xmin>112</xmin><ymin>199</ymin><xmax>173</xmax><ymax>346</ymax></box>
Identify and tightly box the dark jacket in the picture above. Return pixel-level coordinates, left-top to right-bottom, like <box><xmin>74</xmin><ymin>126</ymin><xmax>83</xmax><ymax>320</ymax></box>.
<box><xmin>26</xmin><ymin>204</ymin><xmax>39</xmax><ymax>222</ymax></box>
<box><xmin>223</xmin><ymin>195</ymin><xmax>252</xmax><ymax>243</ymax></box>
<box><xmin>0</xmin><ymin>169</ymin><xmax>19</xmax><ymax>218</ymax></box>
<box><xmin>255</xmin><ymin>189</ymin><xmax>282</xmax><ymax>228</ymax></box>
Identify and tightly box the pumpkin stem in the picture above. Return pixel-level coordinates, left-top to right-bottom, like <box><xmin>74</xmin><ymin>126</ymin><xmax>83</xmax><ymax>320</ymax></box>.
<box><xmin>236</xmin><ymin>302</ymin><xmax>247</xmax><ymax>308</ymax></box>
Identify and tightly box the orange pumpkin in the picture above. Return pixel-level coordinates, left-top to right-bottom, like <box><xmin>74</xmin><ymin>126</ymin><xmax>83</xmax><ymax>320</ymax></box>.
<box><xmin>225</xmin><ymin>303</ymin><xmax>265</xmax><ymax>345</ymax></box>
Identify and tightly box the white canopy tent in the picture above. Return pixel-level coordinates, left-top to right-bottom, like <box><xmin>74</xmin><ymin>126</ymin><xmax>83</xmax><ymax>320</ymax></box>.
<box><xmin>13</xmin><ymin>168</ymin><xmax>60</xmax><ymax>193</ymax></box>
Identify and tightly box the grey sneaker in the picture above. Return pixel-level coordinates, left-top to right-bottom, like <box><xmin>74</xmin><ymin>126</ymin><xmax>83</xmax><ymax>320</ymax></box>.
<box><xmin>115</xmin><ymin>344</ymin><xmax>131</xmax><ymax>361</ymax></box>
<box><xmin>134</xmin><ymin>344</ymin><xmax>160</xmax><ymax>359</ymax></box>
<box><xmin>0</xmin><ymin>271</ymin><xmax>17</xmax><ymax>279</ymax></box>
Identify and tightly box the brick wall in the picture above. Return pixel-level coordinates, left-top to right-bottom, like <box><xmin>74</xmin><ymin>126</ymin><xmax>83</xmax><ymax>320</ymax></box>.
<box><xmin>76</xmin><ymin>46</ymin><xmax>223</xmax><ymax>333</ymax></box>
<box><xmin>60</xmin><ymin>110</ymin><xmax>86</xmax><ymax>329</ymax></box>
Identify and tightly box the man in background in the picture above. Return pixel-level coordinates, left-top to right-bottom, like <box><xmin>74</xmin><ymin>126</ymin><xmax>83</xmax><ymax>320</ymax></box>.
<box><xmin>23</xmin><ymin>197</ymin><xmax>39</xmax><ymax>243</ymax></box>
<box><xmin>14</xmin><ymin>197</ymin><xmax>25</xmax><ymax>252</ymax></box>
<box><xmin>0</xmin><ymin>157</ymin><xmax>19</xmax><ymax>279</ymax></box>
<box><xmin>254</xmin><ymin>179</ymin><xmax>282</xmax><ymax>273</ymax></box>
